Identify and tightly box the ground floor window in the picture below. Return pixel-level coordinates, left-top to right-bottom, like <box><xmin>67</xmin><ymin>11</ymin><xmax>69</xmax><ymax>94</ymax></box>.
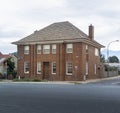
<box><xmin>24</xmin><ymin>62</ymin><xmax>29</xmax><ymax>74</ymax></box>
<box><xmin>52</xmin><ymin>62</ymin><xmax>56</xmax><ymax>74</ymax></box>
<box><xmin>86</xmin><ymin>62</ymin><xmax>88</xmax><ymax>75</ymax></box>
<box><xmin>66</xmin><ymin>62</ymin><xmax>72</xmax><ymax>75</ymax></box>
<box><xmin>37</xmin><ymin>62</ymin><xmax>41</xmax><ymax>74</ymax></box>
<box><xmin>94</xmin><ymin>64</ymin><xmax>97</xmax><ymax>75</ymax></box>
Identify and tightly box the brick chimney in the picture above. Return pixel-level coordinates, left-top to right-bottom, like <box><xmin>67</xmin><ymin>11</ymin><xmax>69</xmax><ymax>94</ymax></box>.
<box><xmin>89</xmin><ymin>24</ymin><xmax>94</xmax><ymax>40</ymax></box>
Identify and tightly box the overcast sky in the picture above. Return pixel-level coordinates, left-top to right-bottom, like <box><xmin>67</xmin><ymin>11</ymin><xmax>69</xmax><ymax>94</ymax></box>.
<box><xmin>0</xmin><ymin>0</ymin><xmax>120</xmax><ymax>54</ymax></box>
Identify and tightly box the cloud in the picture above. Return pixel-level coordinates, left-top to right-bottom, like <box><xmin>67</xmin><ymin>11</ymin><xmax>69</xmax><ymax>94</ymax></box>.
<box><xmin>0</xmin><ymin>0</ymin><xmax>120</xmax><ymax>54</ymax></box>
<box><xmin>0</xmin><ymin>38</ymin><xmax>17</xmax><ymax>53</ymax></box>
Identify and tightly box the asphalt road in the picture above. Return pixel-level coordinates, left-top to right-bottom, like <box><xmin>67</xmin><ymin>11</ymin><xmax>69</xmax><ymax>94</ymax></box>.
<box><xmin>0</xmin><ymin>78</ymin><xmax>120</xmax><ymax>113</ymax></box>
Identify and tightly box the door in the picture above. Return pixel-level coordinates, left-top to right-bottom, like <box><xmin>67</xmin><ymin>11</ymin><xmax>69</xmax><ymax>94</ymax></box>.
<box><xmin>43</xmin><ymin>62</ymin><xmax>50</xmax><ymax>80</ymax></box>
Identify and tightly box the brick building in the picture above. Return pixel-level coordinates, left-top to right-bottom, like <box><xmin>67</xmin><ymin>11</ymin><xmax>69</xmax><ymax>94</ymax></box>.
<box><xmin>12</xmin><ymin>21</ymin><xmax>104</xmax><ymax>81</ymax></box>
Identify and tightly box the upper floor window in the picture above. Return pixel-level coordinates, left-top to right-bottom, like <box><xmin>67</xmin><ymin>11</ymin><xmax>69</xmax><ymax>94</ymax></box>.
<box><xmin>95</xmin><ymin>48</ymin><xmax>99</xmax><ymax>56</ymax></box>
<box><xmin>37</xmin><ymin>45</ymin><xmax>41</xmax><ymax>54</ymax></box>
<box><xmin>86</xmin><ymin>45</ymin><xmax>88</xmax><ymax>53</ymax></box>
<box><xmin>52</xmin><ymin>62</ymin><xmax>56</xmax><ymax>74</ymax></box>
<box><xmin>66</xmin><ymin>44</ymin><xmax>73</xmax><ymax>53</ymax></box>
<box><xmin>52</xmin><ymin>44</ymin><xmax>56</xmax><ymax>54</ymax></box>
<box><xmin>24</xmin><ymin>46</ymin><xmax>29</xmax><ymax>54</ymax></box>
<box><xmin>43</xmin><ymin>45</ymin><xmax>50</xmax><ymax>54</ymax></box>
<box><xmin>24</xmin><ymin>62</ymin><xmax>29</xmax><ymax>74</ymax></box>
<box><xmin>37</xmin><ymin>62</ymin><xmax>41</xmax><ymax>74</ymax></box>
<box><xmin>66</xmin><ymin>62</ymin><xmax>72</xmax><ymax>75</ymax></box>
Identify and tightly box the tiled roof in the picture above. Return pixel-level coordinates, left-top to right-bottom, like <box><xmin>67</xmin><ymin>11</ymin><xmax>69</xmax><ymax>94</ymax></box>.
<box><xmin>12</xmin><ymin>21</ymin><xmax>104</xmax><ymax>48</ymax></box>
<box><xmin>13</xmin><ymin>21</ymin><xmax>89</xmax><ymax>44</ymax></box>
<box><xmin>0</xmin><ymin>52</ymin><xmax>10</xmax><ymax>59</ymax></box>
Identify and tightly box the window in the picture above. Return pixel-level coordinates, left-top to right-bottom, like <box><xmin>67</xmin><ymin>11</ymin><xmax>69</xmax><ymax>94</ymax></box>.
<box><xmin>24</xmin><ymin>62</ymin><xmax>29</xmax><ymax>74</ymax></box>
<box><xmin>52</xmin><ymin>44</ymin><xmax>56</xmax><ymax>54</ymax></box>
<box><xmin>94</xmin><ymin>64</ymin><xmax>97</xmax><ymax>74</ymax></box>
<box><xmin>66</xmin><ymin>62</ymin><xmax>72</xmax><ymax>75</ymax></box>
<box><xmin>86</xmin><ymin>62</ymin><xmax>88</xmax><ymax>75</ymax></box>
<box><xmin>37</xmin><ymin>62</ymin><xmax>41</xmax><ymax>74</ymax></box>
<box><xmin>37</xmin><ymin>45</ymin><xmax>41</xmax><ymax>54</ymax></box>
<box><xmin>66</xmin><ymin>44</ymin><xmax>73</xmax><ymax>53</ymax></box>
<box><xmin>24</xmin><ymin>46</ymin><xmax>29</xmax><ymax>54</ymax></box>
<box><xmin>95</xmin><ymin>48</ymin><xmax>99</xmax><ymax>56</ymax></box>
<box><xmin>52</xmin><ymin>62</ymin><xmax>56</xmax><ymax>74</ymax></box>
<box><xmin>43</xmin><ymin>45</ymin><xmax>50</xmax><ymax>54</ymax></box>
<box><xmin>86</xmin><ymin>45</ymin><xmax>88</xmax><ymax>53</ymax></box>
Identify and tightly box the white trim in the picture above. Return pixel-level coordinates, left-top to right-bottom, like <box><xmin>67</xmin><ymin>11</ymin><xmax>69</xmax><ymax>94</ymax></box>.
<box><xmin>95</xmin><ymin>48</ymin><xmax>99</xmax><ymax>56</ymax></box>
<box><xmin>24</xmin><ymin>45</ymin><xmax>29</xmax><ymax>54</ymax></box>
<box><xmin>37</xmin><ymin>62</ymin><xmax>41</xmax><ymax>74</ymax></box>
<box><xmin>43</xmin><ymin>45</ymin><xmax>50</xmax><ymax>54</ymax></box>
<box><xmin>66</xmin><ymin>44</ymin><xmax>73</xmax><ymax>53</ymax></box>
<box><xmin>52</xmin><ymin>62</ymin><xmax>56</xmax><ymax>74</ymax></box>
<box><xmin>94</xmin><ymin>64</ymin><xmax>97</xmax><ymax>75</ymax></box>
<box><xmin>37</xmin><ymin>45</ymin><xmax>41</xmax><ymax>54</ymax></box>
<box><xmin>24</xmin><ymin>62</ymin><xmax>29</xmax><ymax>74</ymax></box>
<box><xmin>86</xmin><ymin>62</ymin><xmax>88</xmax><ymax>75</ymax></box>
<box><xmin>52</xmin><ymin>44</ymin><xmax>56</xmax><ymax>54</ymax></box>
<box><xmin>66</xmin><ymin>62</ymin><xmax>72</xmax><ymax>75</ymax></box>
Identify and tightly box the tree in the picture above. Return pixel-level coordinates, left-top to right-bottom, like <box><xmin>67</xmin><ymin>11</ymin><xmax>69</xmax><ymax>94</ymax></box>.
<box><xmin>4</xmin><ymin>57</ymin><xmax>16</xmax><ymax>78</ymax></box>
<box><xmin>108</xmin><ymin>56</ymin><xmax>119</xmax><ymax>63</ymax></box>
<box><xmin>100</xmin><ymin>54</ymin><xmax>105</xmax><ymax>63</ymax></box>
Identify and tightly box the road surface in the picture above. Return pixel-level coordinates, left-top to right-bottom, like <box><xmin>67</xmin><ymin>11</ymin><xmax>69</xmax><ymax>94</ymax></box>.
<box><xmin>0</xmin><ymin>78</ymin><xmax>120</xmax><ymax>113</ymax></box>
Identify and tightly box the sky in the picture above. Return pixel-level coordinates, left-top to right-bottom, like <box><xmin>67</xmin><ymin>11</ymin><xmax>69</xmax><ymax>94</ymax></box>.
<box><xmin>0</xmin><ymin>0</ymin><xmax>120</xmax><ymax>57</ymax></box>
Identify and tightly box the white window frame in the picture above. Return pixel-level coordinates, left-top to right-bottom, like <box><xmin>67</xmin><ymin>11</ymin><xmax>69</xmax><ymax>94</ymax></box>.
<box><xmin>86</xmin><ymin>45</ymin><xmax>88</xmax><ymax>53</ymax></box>
<box><xmin>66</xmin><ymin>44</ymin><xmax>73</xmax><ymax>53</ymax></box>
<box><xmin>95</xmin><ymin>48</ymin><xmax>99</xmax><ymax>56</ymax></box>
<box><xmin>24</xmin><ymin>62</ymin><xmax>29</xmax><ymax>74</ymax></box>
<box><xmin>86</xmin><ymin>62</ymin><xmax>88</xmax><ymax>75</ymax></box>
<box><xmin>66</xmin><ymin>62</ymin><xmax>72</xmax><ymax>75</ymax></box>
<box><xmin>52</xmin><ymin>62</ymin><xmax>56</xmax><ymax>74</ymax></box>
<box><xmin>24</xmin><ymin>46</ymin><xmax>29</xmax><ymax>54</ymax></box>
<box><xmin>37</xmin><ymin>62</ymin><xmax>41</xmax><ymax>74</ymax></box>
<box><xmin>43</xmin><ymin>45</ymin><xmax>50</xmax><ymax>54</ymax></box>
<box><xmin>37</xmin><ymin>45</ymin><xmax>41</xmax><ymax>54</ymax></box>
<box><xmin>94</xmin><ymin>64</ymin><xmax>97</xmax><ymax>75</ymax></box>
<box><xmin>52</xmin><ymin>44</ymin><xmax>56</xmax><ymax>54</ymax></box>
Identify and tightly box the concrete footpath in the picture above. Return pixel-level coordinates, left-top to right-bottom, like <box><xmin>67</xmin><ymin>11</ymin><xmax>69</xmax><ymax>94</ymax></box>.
<box><xmin>0</xmin><ymin>75</ymin><xmax>120</xmax><ymax>84</ymax></box>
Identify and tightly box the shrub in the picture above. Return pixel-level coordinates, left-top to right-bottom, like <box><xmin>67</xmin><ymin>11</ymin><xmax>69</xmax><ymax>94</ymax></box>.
<box><xmin>32</xmin><ymin>78</ymin><xmax>41</xmax><ymax>82</ymax></box>
<box><xmin>13</xmin><ymin>78</ymin><xmax>42</xmax><ymax>82</ymax></box>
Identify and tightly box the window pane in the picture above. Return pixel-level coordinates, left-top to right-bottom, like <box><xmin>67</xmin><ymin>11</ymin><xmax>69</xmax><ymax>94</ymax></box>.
<box><xmin>52</xmin><ymin>62</ymin><xmax>56</xmax><ymax>74</ymax></box>
<box><xmin>24</xmin><ymin>62</ymin><xmax>29</xmax><ymax>73</ymax></box>
<box><xmin>86</xmin><ymin>45</ymin><xmax>88</xmax><ymax>53</ymax></box>
<box><xmin>66</xmin><ymin>62</ymin><xmax>72</xmax><ymax>75</ymax></box>
<box><xmin>52</xmin><ymin>45</ymin><xmax>56</xmax><ymax>54</ymax></box>
<box><xmin>24</xmin><ymin>46</ymin><xmax>29</xmax><ymax>54</ymax></box>
<box><xmin>37</xmin><ymin>62</ymin><xmax>41</xmax><ymax>74</ymax></box>
<box><xmin>95</xmin><ymin>48</ymin><xmax>99</xmax><ymax>56</ymax></box>
<box><xmin>37</xmin><ymin>45</ymin><xmax>41</xmax><ymax>54</ymax></box>
<box><xmin>43</xmin><ymin>45</ymin><xmax>50</xmax><ymax>54</ymax></box>
<box><xmin>86</xmin><ymin>62</ymin><xmax>88</xmax><ymax>75</ymax></box>
<box><xmin>67</xmin><ymin>44</ymin><xmax>73</xmax><ymax>53</ymax></box>
<box><xmin>94</xmin><ymin>64</ymin><xmax>96</xmax><ymax>74</ymax></box>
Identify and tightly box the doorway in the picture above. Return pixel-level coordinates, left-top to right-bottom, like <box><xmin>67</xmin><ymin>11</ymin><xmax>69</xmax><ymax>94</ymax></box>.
<box><xmin>43</xmin><ymin>62</ymin><xmax>50</xmax><ymax>80</ymax></box>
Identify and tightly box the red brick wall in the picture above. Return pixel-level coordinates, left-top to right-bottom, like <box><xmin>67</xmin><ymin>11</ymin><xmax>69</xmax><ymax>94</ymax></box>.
<box><xmin>17</xmin><ymin>42</ymin><xmax>103</xmax><ymax>81</ymax></box>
